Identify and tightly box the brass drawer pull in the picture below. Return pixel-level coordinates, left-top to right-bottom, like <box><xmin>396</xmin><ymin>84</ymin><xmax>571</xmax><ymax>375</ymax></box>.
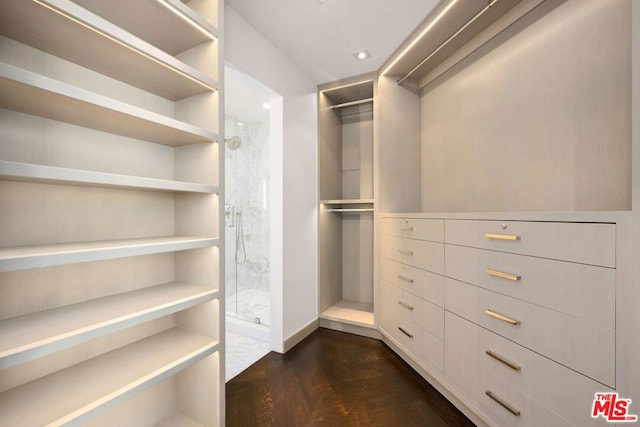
<box><xmin>486</xmin><ymin>309</ymin><xmax>520</xmax><ymax>326</ymax></box>
<box><xmin>485</xmin><ymin>390</ymin><xmax>521</xmax><ymax>416</ymax></box>
<box><xmin>398</xmin><ymin>301</ymin><xmax>414</xmax><ymax>310</ymax></box>
<box><xmin>398</xmin><ymin>249</ymin><xmax>414</xmax><ymax>256</ymax></box>
<box><xmin>485</xmin><ymin>233</ymin><xmax>520</xmax><ymax>241</ymax></box>
<box><xmin>486</xmin><ymin>350</ymin><xmax>521</xmax><ymax>371</ymax></box>
<box><xmin>398</xmin><ymin>327</ymin><xmax>414</xmax><ymax>338</ymax></box>
<box><xmin>486</xmin><ymin>269</ymin><xmax>521</xmax><ymax>281</ymax></box>
<box><xmin>400</xmin><ymin>226</ymin><xmax>414</xmax><ymax>232</ymax></box>
<box><xmin>398</xmin><ymin>275</ymin><xmax>414</xmax><ymax>283</ymax></box>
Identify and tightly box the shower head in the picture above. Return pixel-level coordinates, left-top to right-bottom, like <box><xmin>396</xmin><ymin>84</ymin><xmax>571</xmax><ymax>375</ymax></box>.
<box><xmin>225</xmin><ymin>136</ymin><xmax>241</xmax><ymax>151</ymax></box>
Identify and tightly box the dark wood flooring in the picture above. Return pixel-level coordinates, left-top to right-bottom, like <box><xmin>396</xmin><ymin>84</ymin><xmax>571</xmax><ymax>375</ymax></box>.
<box><xmin>226</xmin><ymin>328</ymin><xmax>476</xmax><ymax>426</ymax></box>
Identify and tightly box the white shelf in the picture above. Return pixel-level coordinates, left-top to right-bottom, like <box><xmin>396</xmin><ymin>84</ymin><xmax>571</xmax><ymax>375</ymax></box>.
<box><xmin>320</xmin><ymin>300</ymin><xmax>375</xmax><ymax>328</ymax></box>
<box><xmin>0</xmin><ymin>160</ymin><xmax>218</xmax><ymax>193</ymax></box>
<box><xmin>0</xmin><ymin>328</ymin><xmax>218</xmax><ymax>426</ymax></box>
<box><xmin>321</xmin><ymin>199</ymin><xmax>375</xmax><ymax>205</ymax></box>
<box><xmin>0</xmin><ymin>282</ymin><xmax>218</xmax><ymax>369</ymax></box>
<box><xmin>74</xmin><ymin>0</ymin><xmax>218</xmax><ymax>55</ymax></box>
<box><xmin>0</xmin><ymin>0</ymin><xmax>217</xmax><ymax>100</ymax></box>
<box><xmin>0</xmin><ymin>63</ymin><xmax>218</xmax><ymax>147</ymax></box>
<box><xmin>0</xmin><ymin>236</ymin><xmax>218</xmax><ymax>273</ymax></box>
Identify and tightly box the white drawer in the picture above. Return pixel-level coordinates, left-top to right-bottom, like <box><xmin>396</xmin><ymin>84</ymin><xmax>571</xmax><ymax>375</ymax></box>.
<box><xmin>380</xmin><ymin>281</ymin><xmax>444</xmax><ymax>372</ymax></box>
<box><xmin>381</xmin><ymin>235</ymin><xmax>444</xmax><ymax>274</ymax></box>
<box><xmin>398</xmin><ymin>288</ymin><xmax>444</xmax><ymax>340</ymax></box>
<box><xmin>445</xmin><ymin>278</ymin><xmax>615</xmax><ymax>387</ymax></box>
<box><xmin>446</xmin><ymin>344</ymin><xmax>575</xmax><ymax>427</ymax></box>
<box><xmin>380</xmin><ymin>258</ymin><xmax>444</xmax><ymax>307</ymax></box>
<box><xmin>445</xmin><ymin>245</ymin><xmax>615</xmax><ymax>328</ymax></box>
<box><xmin>445</xmin><ymin>219</ymin><xmax>615</xmax><ymax>267</ymax></box>
<box><xmin>446</xmin><ymin>312</ymin><xmax>613</xmax><ymax>427</ymax></box>
<box><xmin>381</xmin><ymin>217</ymin><xmax>444</xmax><ymax>242</ymax></box>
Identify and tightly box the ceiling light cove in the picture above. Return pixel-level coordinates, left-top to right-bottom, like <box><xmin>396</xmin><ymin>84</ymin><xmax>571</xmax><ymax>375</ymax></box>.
<box><xmin>354</xmin><ymin>50</ymin><xmax>371</xmax><ymax>61</ymax></box>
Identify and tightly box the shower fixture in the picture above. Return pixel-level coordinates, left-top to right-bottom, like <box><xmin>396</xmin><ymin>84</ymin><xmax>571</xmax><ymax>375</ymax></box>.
<box><xmin>225</xmin><ymin>135</ymin><xmax>241</xmax><ymax>151</ymax></box>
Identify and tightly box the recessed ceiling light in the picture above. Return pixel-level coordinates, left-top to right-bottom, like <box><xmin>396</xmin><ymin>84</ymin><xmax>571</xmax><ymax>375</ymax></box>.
<box><xmin>316</xmin><ymin>0</ymin><xmax>328</xmax><ymax>4</ymax></box>
<box><xmin>262</xmin><ymin>103</ymin><xmax>272</xmax><ymax>110</ymax></box>
<box><xmin>236</xmin><ymin>121</ymin><xmax>244</xmax><ymax>126</ymax></box>
<box><xmin>354</xmin><ymin>50</ymin><xmax>371</xmax><ymax>61</ymax></box>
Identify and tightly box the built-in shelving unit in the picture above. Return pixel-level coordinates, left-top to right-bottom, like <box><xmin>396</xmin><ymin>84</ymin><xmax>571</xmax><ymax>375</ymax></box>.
<box><xmin>0</xmin><ymin>0</ymin><xmax>223</xmax><ymax>424</ymax></box>
<box><xmin>318</xmin><ymin>76</ymin><xmax>376</xmax><ymax>332</ymax></box>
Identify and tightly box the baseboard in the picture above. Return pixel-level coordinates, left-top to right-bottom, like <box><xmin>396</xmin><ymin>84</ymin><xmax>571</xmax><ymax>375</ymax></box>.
<box><xmin>283</xmin><ymin>318</ymin><xmax>319</xmax><ymax>353</ymax></box>
<box><xmin>319</xmin><ymin>318</ymin><xmax>382</xmax><ymax>340</ymax></box>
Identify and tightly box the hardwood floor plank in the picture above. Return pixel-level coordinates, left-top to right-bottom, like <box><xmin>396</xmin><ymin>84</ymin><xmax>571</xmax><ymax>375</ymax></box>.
<box><xmin>226</xmin><ymin>328</ymin><xmax>475</xmax><ymax>427</ymax></box>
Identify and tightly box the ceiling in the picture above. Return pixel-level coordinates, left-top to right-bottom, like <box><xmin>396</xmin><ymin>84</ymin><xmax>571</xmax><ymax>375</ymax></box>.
<box><xmin>225</xmin><ymin>0</ymin><xmax>440</xmax><ymax>84</ymax></box>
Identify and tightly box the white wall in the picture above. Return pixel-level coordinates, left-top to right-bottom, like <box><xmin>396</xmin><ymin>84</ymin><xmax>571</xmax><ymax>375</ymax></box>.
<box><xmin>224</xmin><ymin>4</ymin><xmax>318</xmax><ymax>352</ymax></box>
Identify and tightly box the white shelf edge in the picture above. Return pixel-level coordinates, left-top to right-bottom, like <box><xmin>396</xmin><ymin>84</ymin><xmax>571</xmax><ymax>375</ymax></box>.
<box><xmin>0</xmin><ymin>63</ymin><xmax>219</xmax><ymax>146</ymax></box>
<box><xmin>1</xmin><ymin>0</ymin><xmax>219</xmax><ymax>99</ymax></box>
<box><xmin>0</xmin><ymin>282</ymin><xmax>219</xmax><ymax>369</ymax></box>
<box><xmin>321</xmin><ymin>198</ymin><xmax>375</xmax><ymax>205</ymax></box>
<box><xmin>158</xmin><ymin>0</ymin><xmax>219</xmax><ymax>39</ymax></box>
<box><xmin>327</xmin><ymin>208</ymin><xmax>374</xmax><ymax>213</ymax></box>
<box><xmin>0</xmin><ymin>160</ymin><xmax>218</xmax><ymax>194</ymax></box>
<box><xmin>0</xmin><ymin>329</ymin><xmax>219</xmax><ymax>426</ymax></box>
<box><xmin>0</xmin><ymin>236</ymin><xmax>218</xmax><ymax>273</ymax></box>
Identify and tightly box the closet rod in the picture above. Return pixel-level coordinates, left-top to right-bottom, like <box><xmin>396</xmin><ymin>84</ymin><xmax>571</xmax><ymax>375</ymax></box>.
<box><xmin>329</xmin><ymin>98</ymin><xmax>374</xmax><ymax>110</ymax></box>
<box><xmin>397</xmin><ymin>0</ymin><xmax>499</xmax><ymax>86</ymax></box>
<box><xmin>327</xmin><ymin>208</ymin><xmax>374</xmax><ymax>213</ymax></box>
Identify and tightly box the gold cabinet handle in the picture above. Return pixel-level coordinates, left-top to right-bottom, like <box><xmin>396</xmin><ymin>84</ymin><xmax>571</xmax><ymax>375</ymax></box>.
<box><xmin>486</xmin><ymin>309</ymin><xmax>520</xmax><ymax>326</ymax></box>
<box><xmin>486</xmin><ymin>269</ymin><xmax>521</xmax><ymax>281</ymax></box>
<box><xmin>398</xmin><ymin>327</ymin><xmax>414</xmax><ymax>338</ymax></box>
<box><xmin>400</xmin><ymin>226</ymin><xmax>414</xmax><ymax>232</ymax></box>
<box><xmin>485</xmin><ymin>390</ymin><xmax>521</xmax><ymax>416</ymax></box>
<box><xmin>486</xmin><ymin>350</ymin><xmax>521</xmax><ymax>371</ymax></box>
<box><xmin>398</xmin><ymin>274</ymin><xmax>414</xmax><ymax>283</ymax></box>
<box><xmin>398</xmin><ymin>249</ymin><xmax>414</xmax><ymax>255</ymax></box>
<box><xmin>485</xmin><ymin>233</ymin><xmax>520</xmax><ymax>241</ymax></box>
<box><xmin>398</xmin><ymin>301</ymin><xmax>414</xmax><ymax>310</ymax></box>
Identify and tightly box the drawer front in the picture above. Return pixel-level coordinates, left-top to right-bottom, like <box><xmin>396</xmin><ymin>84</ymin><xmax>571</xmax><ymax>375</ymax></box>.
<box><xmin>380</xmin><ymin>258</ymin><xmax>444</xmax><ymax>307</ymax></box>
<box><xmin>381</xmin><ymin>217</ymin><xmax>444</xmax><ymax>242</ymax></box>
<box><xmin>446</xmin><ymin>343</ymin><xmax>575</xmax><ymax>427</ymax></box>
<box><xmin>446</xmin><ymin>312</ymin><xmax>613</xmax><ymax>427</ymax></box>
<box><xmin>380</xmin><ymin>281</ymin><xmax>444</xmax><ymax>372</ymax></box>
<box><xmin>381</xmin><ymin>235</ymin><xmax>444</xmax><ymax>274</ymax></box>
<box><xmin>445</xmin><ymin>219</ymin><xmax>615</xmax><ymax>267</ymax></box>
<box><xmin>445</xmin><ymin>245</ymin><xmax>615</xmax><ymax>328</ymax></box>
<box><xmin>445</xmin><ymin>278</ymin><xmax>615</xmax><ymax>387</ymax></box>
<box><xmin>398</xmin><ymin>289</ymin><xmax>444</xmax><ymax>340</ymax></box>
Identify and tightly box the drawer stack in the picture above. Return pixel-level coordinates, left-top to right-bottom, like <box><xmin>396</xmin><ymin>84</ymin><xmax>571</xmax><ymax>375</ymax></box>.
<box><xmin>379</xmin><ymin>218</ymin><xmax>445</xmax><ymax>371</ymax></box>
<box><xmin>444</xmin><ymin>219</ymin><xmax>616</xmax><ymax>426</ymax></box>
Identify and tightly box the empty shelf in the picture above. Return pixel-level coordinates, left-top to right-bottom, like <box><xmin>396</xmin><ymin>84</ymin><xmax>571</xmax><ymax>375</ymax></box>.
<box><xmin>320</xmin><ymin>300</ymin><xmax>375</xmax><ymax>328</ymax></box>
<box><xmin>0</xmin><ymin>236</ymin><xmax>218</xmax><ymax>272</ymax></box>
<box><xmin>0</xmin><ymin>328</ymin><xmax>218</xmax><ymax>426</ymax></box>
<box><xmin>74</xmin><ymin>0</ymin><xmax>218</xmax><ymax>55</ymax></box>
<box><xmin>0</xmin><ymin>282</ymin><xmax>218</xmax><ymax>369</ymax></box>
<box><xmin>0</xmin><ymin>161</ymin><xmax>218</xmax><ymax>193</ymax></box>
<box><xmin>0</xmin><ymin>0</ymin><xmax>217</xmax><ymax>100</ymax></box>
<box><xmin>0</xmin><ymin>63</ymin><xmax>218</xmax><ymax>146</ymax></box>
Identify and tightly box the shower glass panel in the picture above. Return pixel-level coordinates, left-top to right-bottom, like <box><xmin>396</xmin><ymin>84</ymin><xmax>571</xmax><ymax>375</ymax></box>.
<box><xmin>225</xmin><ymin>117</ymin><xmax>271</xmax><ymax>326</ymax></box>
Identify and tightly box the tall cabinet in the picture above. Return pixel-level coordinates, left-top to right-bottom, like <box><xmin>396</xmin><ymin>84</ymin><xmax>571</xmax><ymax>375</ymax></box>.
<box><xmin>318</xmin><ymin>76</ymin><xmax>378</xmax><ymax>335</ymax></box>
<box><xmin>0</xmin><ymin>0</ymin><xmax>224</xmax><ymax>425</ymax></box>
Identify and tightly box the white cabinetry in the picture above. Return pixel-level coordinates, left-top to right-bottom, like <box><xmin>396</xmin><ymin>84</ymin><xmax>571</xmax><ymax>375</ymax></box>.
<box><xmin>318</xmin><ymin>77</ymin><xmax>376</xmax><ymax>332</ymax></box>
<box><xmin>0</xmin><ymin>0</ymin><xmax>223</xmax><ymax>425</ymax></box>
<box><xmin>379</xmin><ymin>212</ymin><xmax>629</xmax><ymax>427</ymax></box>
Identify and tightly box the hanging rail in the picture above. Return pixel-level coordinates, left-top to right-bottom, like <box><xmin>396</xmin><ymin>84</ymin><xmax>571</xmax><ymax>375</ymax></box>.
<box><xmin>397</xmin><ymin>0</ymin><xmax>499</xmax><ymax>86</ymax></box>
